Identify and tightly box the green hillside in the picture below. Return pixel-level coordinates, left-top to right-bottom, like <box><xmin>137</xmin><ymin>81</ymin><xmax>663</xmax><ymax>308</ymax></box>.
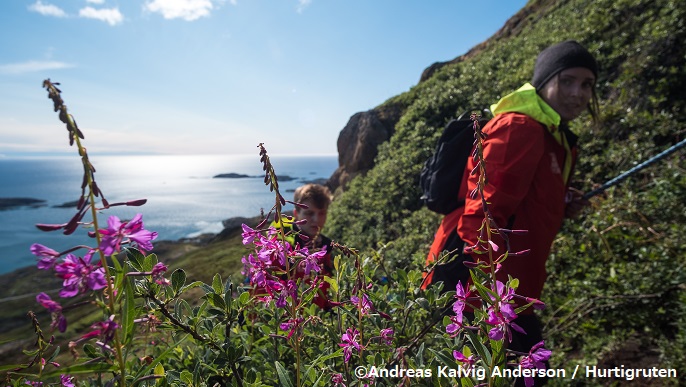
<box><xmin>325</xmin><ymin>0</ymin><xmax>686</xmax><ymax>382</ymax></box>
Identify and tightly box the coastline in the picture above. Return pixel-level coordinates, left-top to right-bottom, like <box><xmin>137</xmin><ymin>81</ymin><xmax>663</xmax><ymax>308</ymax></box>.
<box><xmin>0</xmin><ymin>213</ymin><xmax>269</xmax><ymax>280</ymax></box>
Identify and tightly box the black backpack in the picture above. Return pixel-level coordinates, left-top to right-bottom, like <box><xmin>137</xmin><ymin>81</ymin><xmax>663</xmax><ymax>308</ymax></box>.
<box><xmin>419</xmin><ymin>109</ymin><xmax>491</xmax><ymax>214</ymax></box>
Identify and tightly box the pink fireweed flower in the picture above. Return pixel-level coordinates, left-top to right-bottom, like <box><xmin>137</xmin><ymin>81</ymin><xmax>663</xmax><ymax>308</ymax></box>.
<box><xmin>279</xmin><ymin>317</ymin><xmax>304</xmax><ymax>339</ymax></box>
<box><xmin>332</xmin><ymin>373</ymin><xmax>346</xmax><ymax>387</ymax></box>
<box><xmin>274</xmin><ymin>280</ymin><xmax>296</xmax><ymax>308</ymax></box>
<box><xmin>379</xmin><ymin>328</ymin><xmax>394</xmax><ymax>346</ymax></box>
<box><xmin>491</xmin><ymin>280</ymin><xmax>517</xmax><ymax>320</ymax></box>
<box><xmin>453</xmin><ymin>281</ymin><xmax>471</xmax><ymax>318</ymax></box>
<box><xmin>453</xmin><ymin>350</ymin><xmax>476</xmax><ymax>369</ymax></box>
<box><xmin>151</xmin><ymin>262</ymin><xmax>169</xmax><ymax>285</ymax></box>
<box><xmin>31</xmin><ymin>243</ymin><xmax>60</xmax><ymax>270</ymax></box>
<box><xmin>446</xmin><ymin>315</ymin><xmax>463</xmax><ymax>337</ymax></box>
<box><xmin>485</xmin><ymin>309</ymin><xmax>526</xmax><ymax>341</ymax></box>
<box><xmin>241</xmin><ymin>224</ymin><xmax>259</xmax><ymax>246</ymax></box>
<box><xmin>36</xmin><ymin>292</ymin><xmax>67</xmax><ymax>332</ymax></box>
<box><xmin>36</xmin><ymin>292</ymin><xmax>61</xmax><ymax>312</ymax></box>
<box><xmin>60</xmin><ymin>375</ymin><xmax>75</xmax><ymax>387</ymax></box>
<box><xmin>522</xmin><ymin>296</ymin><xmax>546</xmax><ymax>310</ymax></box>
<box><xmin>54</xmin><ymin>254</ymin><xmax>107</xmax><ymax>298</ymax></box>
<box><xmin>256</xmin><ymin>233</ymin><xmax>290</xmax><ymax>267</ymax></box>
<box><xmin>350</xmin><ymin>293</ymin><xmax>373</xmax><ymax>315</ymax></box>
<box><xmin>519</xmin><ymin>341</ymin><xmax>552</xmax><ymax>387</ymax></box>
<box><xmin>241</xmin><ymin>253</ymin><xmax>269</xmax><ymax>286</ymax></box>
<box><xmin>98</xmin><ymin>214</ymin><xmax>158</xmax><ymax>256</ymax></box>
<box><xmin>40</xmin><ymin>357</ymin><xmax>59</xmax><ymax>369</ymax></box>
<box><xmin>339</xmin><ymin>328</ymin><xmax>363</xmax><ymax>363</ymax></box>
<box><xmin>83</xmin><ymin>315</ymin><xmax>119</xmax><ymax>346</ymax></box>
<box><xmin>300</xmin><ymin>246</ymin><xmax>327</xmax><ymax>275</ymax></box>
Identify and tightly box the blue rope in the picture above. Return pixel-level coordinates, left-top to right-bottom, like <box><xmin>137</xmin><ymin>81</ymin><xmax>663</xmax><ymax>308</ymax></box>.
<box><xmin>583</xmin><ymin>137</ymin><xmax>686</xmax><ymax>199</ymax></box>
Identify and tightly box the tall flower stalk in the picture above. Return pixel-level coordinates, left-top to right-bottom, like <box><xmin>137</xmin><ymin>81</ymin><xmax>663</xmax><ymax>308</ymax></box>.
<box><xmin>41</xmin><ymin>79</ymin><xmax>128</xmax><ymax>385</ymax></box>
<box><xmin>449</xmin><ymin>112</ymin><xmax>550</xmax><ymax>386</ymax></box>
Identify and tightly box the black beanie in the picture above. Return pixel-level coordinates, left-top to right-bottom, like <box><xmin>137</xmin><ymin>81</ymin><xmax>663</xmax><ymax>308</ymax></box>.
<box><xmin>532</xmin><ymin>40</ymin><xmax>598</xmax><ymax>89</ymax></box>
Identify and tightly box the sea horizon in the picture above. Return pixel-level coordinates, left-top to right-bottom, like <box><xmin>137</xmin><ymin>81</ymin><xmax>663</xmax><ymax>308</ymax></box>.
<box><xmin>0</xmin><ymin>153</ymin><xmax>339</xmax><ymax>275</ymax></box>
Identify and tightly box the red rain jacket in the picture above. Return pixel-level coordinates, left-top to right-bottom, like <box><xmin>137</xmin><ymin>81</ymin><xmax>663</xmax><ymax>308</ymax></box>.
<box><xmin>423</xmin><ymin>111</ymin><xmax>578</xmax><ymax>312</ymax></box>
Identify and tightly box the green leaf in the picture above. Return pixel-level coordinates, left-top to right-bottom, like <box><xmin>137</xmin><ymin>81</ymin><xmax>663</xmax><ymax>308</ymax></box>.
<box><xmin>207</xmin><ymin>293</ymin><xmax>226</xmax><ymax>310</ymax></box>
<box><xmin>0</xmin><ymin>364</ymin><xmax>28</xmax><ymax>372</ymax></box>
<box><xmin>180</xmin><ymin>280</ymin><xmax>204</xmax><ymax>293</ymax></box>
<box><xmin>180</xmin><ymin>370</ymin><xmax>193</xmax><ymax>385</ymax></box>
<box><xmin>428</xmin><ymin>348</ymin><xmax>461</xmax><ymax>370</ymax></box>
<box><xmin>201</xmin><ymin>283</ymin><xmax>214</xmax><ymax>294</ymax></box>
<box><xmin>171</xmin><ymin>269</ymin><xmax>187</xmax><ymax>294</ymax></box>
<box><xmin>224</xmin><ymin>287</ymin><xmax>233</xmax><ymax>311</ymax></box>
<box><xmin>223</xmin><ymin>276</ymin><xmax>233</xmax><ymax>293</ymax></box>
<box><xmin>212</xmin><ymin>273</ymin><xmax>223</xmax><ymax>294</ymax></box>
<box><xmin>45</xmin><ymin>346</ymin><xmax>60</xmax><ymax>363</ymax></box>
<box><xmin>323</xmin><ymin>275</ymin><xmax>339</xmax><ymax>293</ymax></box>
<box><xmin>122</xmin><ymin>277</ymin><xmax>136</xmax><ymax>344</ymax></box>
<box><xmin>275</xmin><ymin>361</ymin><xmax>294</xmax><ymax>387</ymax></box>
<box><xmin>143</xmin><ymin>252</ymin><xmax>159</xmax><ymax>271</ymax></box>
<box><xmin>469</xmin><ymin>270</ymin><xmax>496</xmax><ymax>303</ymax></box>
<box><xmin>110</xmin><ymin>252</ymin><xmax>123</xmax><ymax>273</ymax></box>
<box><xmin>303</xmin><ymin>349</ymin><xmax>343</xmax><ymax>378</ymax></box>
<box><xmin>415</xmin><ymin>297</ymin><xmax>430</xmax><ymax>311</ymax></box>
<box><xmin>416</xmin><ymin>342</ymin><xmax>426</xmax><ymax>367</ymax></box>
<box><xmin>465</xmin><ymin>329</ymin><xmax>491</xmax><ymax>365</ymax></box>
<box><xmin>41</xmin><ymin>362</ymin><xmax>116</xmax><ymax>378</ymax></box>
<box><xmin>83</xmin><ymin>343</ymin><xmax>99</xmax><ymax>358</ymax></box>
<box><xmin>125</xmin><ymin>247</ymin><xmax>146</xmax><ymax>271</ymax></box>
<box><xmin>396</xmin><ymin>268</ymin><xmax>408</xmax><ymax>283</ymax></box>
<box><xmin>508</xmin><ymin>277</ymin><xmax>520</xmax><ymax>290</ymax></box>
<box><xmin>134</xmin><ymin>335</ymin><xmax>188</xmax><ymax>381</ymax></box>
<box><xmin>238</xmin><ymin>291</ymin><xmax>251</xmax><ymax>306</ymax></box>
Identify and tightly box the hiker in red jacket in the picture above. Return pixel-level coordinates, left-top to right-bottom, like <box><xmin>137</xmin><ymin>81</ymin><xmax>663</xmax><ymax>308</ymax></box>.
<box><xmin>424</xmin><ymin>40</ymin><xmax>599</xmax><ymax>357</ymax></box>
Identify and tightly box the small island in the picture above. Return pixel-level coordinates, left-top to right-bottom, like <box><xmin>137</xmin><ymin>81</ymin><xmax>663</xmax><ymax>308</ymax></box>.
<box><xmin>53</xmin><ymin>199</ymin><xmax>89</xmax><ymax>208</ymax></box>
<box><xmin>0</xmin><ymin>198</ymin><xmax>47</xmax><ymax>211</ymax></box>
<box><xmin>213</xmin><ymin>173</ymin><xmax>253</xmax><ymax>179</ymax></box>
<box><xmin>213</xmin><ymin>173</ymin><xmax>298</xmax><ymax>182</ymax></box>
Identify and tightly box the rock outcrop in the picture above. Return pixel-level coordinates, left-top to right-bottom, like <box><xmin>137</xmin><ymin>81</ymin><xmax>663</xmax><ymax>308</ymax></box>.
<box><xmin>327</xmin><ymin>103</ymin><xmax>404</xmax><ymax>193</ymax></box>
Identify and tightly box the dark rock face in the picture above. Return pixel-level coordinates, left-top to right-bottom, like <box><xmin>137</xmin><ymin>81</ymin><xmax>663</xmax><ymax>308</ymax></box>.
<box><xmin>328</xmin><ymin>103</ymin><xmax>404</xmax><ymax>193</ymax></box>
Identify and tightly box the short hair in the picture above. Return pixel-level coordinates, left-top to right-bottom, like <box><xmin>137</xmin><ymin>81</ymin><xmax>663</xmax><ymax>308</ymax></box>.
<box><xmin>293</xmin><ymin>184</ymin><xmax>333</xmax><ymax>210</ymax></box>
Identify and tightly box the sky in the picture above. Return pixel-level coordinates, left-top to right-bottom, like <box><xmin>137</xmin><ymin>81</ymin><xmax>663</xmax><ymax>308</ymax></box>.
<box><xmin>0</xmin><ymin>0</ymin><xmax>529</xmax><ymax>157</ymax></box>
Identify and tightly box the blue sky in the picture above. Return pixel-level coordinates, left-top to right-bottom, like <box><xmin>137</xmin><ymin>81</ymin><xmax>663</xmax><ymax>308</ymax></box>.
<box><xmin>0</xmin><ymin>0</ymin><xmax>528</xmax><ymax>156</ymax></box>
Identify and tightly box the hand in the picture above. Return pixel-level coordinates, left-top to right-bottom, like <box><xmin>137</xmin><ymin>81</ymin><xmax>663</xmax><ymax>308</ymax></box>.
<box><xmin>565</xmin><ymin>187</ymin><xmax>590</xmax><ymax>219</ymax></box>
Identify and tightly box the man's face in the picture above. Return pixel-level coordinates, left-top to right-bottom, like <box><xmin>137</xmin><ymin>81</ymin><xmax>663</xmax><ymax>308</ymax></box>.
<box><xmin>293</xmin><ymin>199</ymin><xmax>328</xmax><ymax>238</ymax></box>
<box><xmin>539</xmin><ymin>67</ymin><xmax>595</xmax><ymax>122</ymax></box>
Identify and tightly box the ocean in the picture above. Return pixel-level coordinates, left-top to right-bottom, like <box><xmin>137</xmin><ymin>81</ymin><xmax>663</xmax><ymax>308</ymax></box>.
<box><xmin>0</xmin><ymin>154</ymin><xmax>338</xmax><ymax>275</ymax></box>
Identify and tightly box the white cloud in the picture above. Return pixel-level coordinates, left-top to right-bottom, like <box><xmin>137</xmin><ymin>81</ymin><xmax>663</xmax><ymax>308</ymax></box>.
<box><xmin>144</xmin><ymin>0</ymin><xmax>215</xmax><ymax>21</ymax></box>
<box><xmin>0</xmin><ymin>60</ymin><xmax>74</xmax><ymax>75</ymax></box>
<box><xmin>297</xmin><ymin>0</ymin><xmax>312</xmax><ymax>13</ymax></box>
<box><xmin>79</xmin><ymin>7</ymin><xmax>124</xmax><ymax>26</ymax></box>
<box><xmin>28</xmin><ymin>1</ymin><xmax>67</xmax><ymax>18</ymax></box>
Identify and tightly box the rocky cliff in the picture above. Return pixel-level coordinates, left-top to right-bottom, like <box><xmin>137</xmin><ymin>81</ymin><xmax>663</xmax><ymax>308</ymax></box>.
<box><xmin>327</xmin><ymin>103</ymin><xmax>404</xmax><ymax>193</ymax></box>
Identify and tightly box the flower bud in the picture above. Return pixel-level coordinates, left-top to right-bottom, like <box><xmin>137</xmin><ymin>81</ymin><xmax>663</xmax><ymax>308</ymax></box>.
<box><xmin>36</xmin><ymin>223</ymin><xmax>66</xmax><ymax>231</ymax></box>
<box><xmin>126</xmin><ymin>199</ymin><xmax>147</xmax><ymax>206</ymax></box>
